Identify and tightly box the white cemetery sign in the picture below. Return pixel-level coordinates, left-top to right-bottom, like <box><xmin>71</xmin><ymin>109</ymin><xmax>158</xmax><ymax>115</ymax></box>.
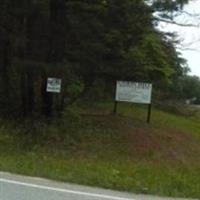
<box><xmin>46</xmin><ymin>78</ymin><xmax>62</xmax><ymax>93</ymax></box>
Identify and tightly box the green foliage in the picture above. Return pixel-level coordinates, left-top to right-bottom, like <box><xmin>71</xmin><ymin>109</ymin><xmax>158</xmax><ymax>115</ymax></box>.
<box><xmin>156</xmin><ymin>100</ymin><xmax>198</xmax><ymax>116</ymax></box>
<box><xmin>152</xmin><ymin>0</ymin><xmax>189</xmax><ymax>12</ymax></box>
<box><xmin>140</xmin><ymin>33</ymin><xmax>174</xmax><ymax>84</ymax></box>
<box><xmin>0</xmin><ymin>0</ymin><xmax>190</xmax><ymax>118</ymax></box>
<box><xmin>180</xmin><ymin>75</ymin><xmax>200</xmax><ymax>103</ymax></box>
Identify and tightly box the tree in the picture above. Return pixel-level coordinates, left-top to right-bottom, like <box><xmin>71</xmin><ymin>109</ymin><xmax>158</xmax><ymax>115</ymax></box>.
<box><xmin>0</xmin><ymin>0</ymin><xmax>193</xmax><ymax>119</ymax></box>
<box><xmin>179</xmin><ymin>75</ymin><xmax>200</xmax><ymax>103</ymax></box>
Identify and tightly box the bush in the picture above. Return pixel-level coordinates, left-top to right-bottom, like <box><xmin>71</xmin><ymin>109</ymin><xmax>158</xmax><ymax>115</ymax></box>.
<box><xmin>155</xmin><ymin>100</ymin><xmax>198</xmax><ymax>117</ymax></box>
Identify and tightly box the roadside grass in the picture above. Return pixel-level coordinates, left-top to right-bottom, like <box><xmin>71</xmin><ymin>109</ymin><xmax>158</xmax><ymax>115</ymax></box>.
<box><xmin>0</xmin><ymin>102</ymin><xmax>200</xmax><ymax>198</ymax></box>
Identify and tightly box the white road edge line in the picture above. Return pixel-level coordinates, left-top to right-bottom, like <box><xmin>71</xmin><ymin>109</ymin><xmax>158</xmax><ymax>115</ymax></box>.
<box><xmin>0</xmin><ymin>178</ymin><xmax>136</xmax><ymax>200</ymax></box>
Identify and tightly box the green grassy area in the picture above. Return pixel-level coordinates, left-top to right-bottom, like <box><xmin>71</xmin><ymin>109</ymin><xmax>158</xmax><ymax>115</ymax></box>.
<box><xmin>0</xmin><ymin>103</ymin><xmax>200</xmax><ymax>198</ymax></box>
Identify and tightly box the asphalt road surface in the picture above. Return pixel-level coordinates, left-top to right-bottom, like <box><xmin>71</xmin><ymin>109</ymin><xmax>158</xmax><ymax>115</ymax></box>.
<box><xmin>0</xmin><ymin>172</ymin><xmax>197</xmax><ymax>200</ymax></box>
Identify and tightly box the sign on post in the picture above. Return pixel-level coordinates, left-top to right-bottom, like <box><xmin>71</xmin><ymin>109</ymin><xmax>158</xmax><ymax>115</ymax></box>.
<box><xmin>114</xmin><ymin>81</ymin><xmax>152</xmax><ymax>123</ymax></box>
<box><xmin>46</xmin><ymin>78</ymin><xmax>62</xmax><ymax>93</ymax></box>
<box><xmin>115</xmin><ymin>81</ymin><xmax>152</xmax><ymax>104</ymax></box>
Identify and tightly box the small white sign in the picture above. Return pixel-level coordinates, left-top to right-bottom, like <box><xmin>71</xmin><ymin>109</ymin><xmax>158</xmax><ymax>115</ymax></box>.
<box><xmin>46</xmin><ymin>78</ymin><xmax>62</xmax><ymax>93</ymax></box>
<box><xmin>116</xmin><ymin>81</ymin><xmax>152</xmax><ymax>104</ymax></box>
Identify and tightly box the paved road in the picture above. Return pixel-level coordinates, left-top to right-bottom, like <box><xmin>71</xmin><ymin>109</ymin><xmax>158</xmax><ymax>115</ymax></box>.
<box><xmin>0</xmin><ymin>172</ymin><xmax>197</xmax><ymax>200</ymax></box>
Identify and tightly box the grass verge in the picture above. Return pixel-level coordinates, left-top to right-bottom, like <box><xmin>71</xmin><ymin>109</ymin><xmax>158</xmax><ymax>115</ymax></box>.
<box><xmin>0</xmin><ymin>102</ymin><xmax>200</xmax><ymax>198</ymax></box>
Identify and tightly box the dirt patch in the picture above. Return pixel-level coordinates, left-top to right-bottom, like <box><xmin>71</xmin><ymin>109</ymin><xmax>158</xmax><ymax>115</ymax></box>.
<box><xmin>75</xmin><ymin>115</ymin><xmax>200</xmax><ymax>165</ymax></box>
<box><xmin>37</xmin><ymin>113</ymin><xmax>200</xmax><ymax>166</ymax></box>
<box><xmin>125</xmin><ymin>127</ymin><xmax>200</xmax><ymax>164</ymax></box>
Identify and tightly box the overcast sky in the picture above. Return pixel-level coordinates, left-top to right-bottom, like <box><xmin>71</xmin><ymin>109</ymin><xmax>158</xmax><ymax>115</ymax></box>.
<box><xmin>158</xmin><ymin>0</ymin><xmax>200</xmax><ymax>76</ymax></box>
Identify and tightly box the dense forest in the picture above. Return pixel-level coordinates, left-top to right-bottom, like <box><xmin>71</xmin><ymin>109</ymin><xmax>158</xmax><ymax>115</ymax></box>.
<box><xmin>0</xmin><ymin>0</ymin><xmax>197</xmax><ymax>119</ymax></box>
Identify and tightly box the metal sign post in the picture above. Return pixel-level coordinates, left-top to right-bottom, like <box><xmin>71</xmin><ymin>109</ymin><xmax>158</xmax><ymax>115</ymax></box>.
<box><xmin>113</xmin><ymin>82</ymin><xmax>118</xmax><ymax>114</ymax></box>
<box><xmin>147</xmin><ymin>103</ymin><xmax>152</xmax><ymax>123</ymax></box>
<box><xmin>113</xmin><ymin>101</ymin><xmax>118</xmax><ymax>114</ymax></box>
